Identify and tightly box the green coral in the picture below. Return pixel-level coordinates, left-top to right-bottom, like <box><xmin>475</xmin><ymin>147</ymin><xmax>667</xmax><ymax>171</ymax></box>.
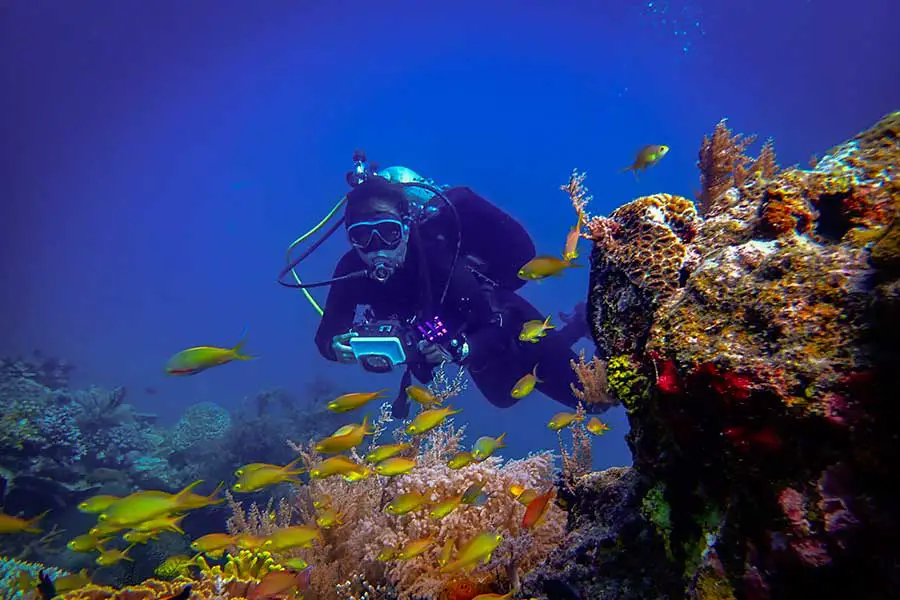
<box><xmin>607</xmin><ymin>355</ymin><xmax>650</xmax><ymax>414</ymax></box>
<box><xmin>641</xmin><ymin>483</ymin><xmax>673</xmax><ymax>558</ymax></box>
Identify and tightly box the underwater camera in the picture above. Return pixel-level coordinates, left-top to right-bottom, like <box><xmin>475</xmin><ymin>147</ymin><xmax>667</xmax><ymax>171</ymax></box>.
<box><xmin>349</xmin><ymin>306</ymin><xmax>467</xmax><ymax>373</ymax></box>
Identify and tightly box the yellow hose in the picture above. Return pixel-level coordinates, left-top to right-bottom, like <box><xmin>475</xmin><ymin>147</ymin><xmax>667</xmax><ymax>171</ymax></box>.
<box><xmin>286</xmin><ymin>195</ymin><xmax>347</xmax><ymax>316</ymax></box>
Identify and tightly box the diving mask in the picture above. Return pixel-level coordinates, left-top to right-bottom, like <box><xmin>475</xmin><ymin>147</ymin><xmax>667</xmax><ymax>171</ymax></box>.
<box><xmin>347</xmin><ymin>219</ymin><xmax>405</xmax><ymax>250</ymax></box>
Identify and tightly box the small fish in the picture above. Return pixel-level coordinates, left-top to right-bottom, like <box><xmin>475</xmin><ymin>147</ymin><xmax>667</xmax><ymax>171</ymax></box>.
<box><xmin>281</xmin><ymin>558</ymin><xmax>309</xmax><ymax>570</ymax></box>
<box><xmin>190</xmin><ymin>533</ymin><xmax>236</xmax><ymax>558</ymax></box>
<box><xmin>178</xmin><ymin>481</ymin><xmax>225</xmax><ymax>510</ymax></box>
<box><xmin>165</xmin><ymin>329</ymin><xmax>255</xmax><ymax>375</ymax></box>
<box><xmin>517</xmin><ymin>256</ymin><xmax>581</xmax><ymax>281</ymax></box>
<box><xmin>99</xmin><ymin>480</ymin><xmax>203</xmax><ymax>526</ymax></box>
<box><xmin>376</xmin><ymin>547</ymin><xmax>396</xmax><ymax>561</ymax></box>
<box><xmin>447</xmin><ymin>451</ymin><xmax>476</xmax><ymax>470</ymax></box>
<box><xmin>395</xmin><ymin>537</ymin><xmax>434</xmax><ymax>560</ymax></box>
<box><xmin>309</xmin><ymin>455</ymin><xmax>366</xmax><ymax>479</ymax></box>
<box><xmin>586</xmin><ymin>417</ymin><xmax>611</xmax><ymax>435</ymax></box>
<box><xmin>429</xmin><ymin>494</ymin><xmax>464</xmax><ymax>520</ymax></box>
<box><xmin>405</xmin><ymin>406</ymin><xmax>462</xmax><ymax>435</ymax></box>
<box><xmin>515</xmin><ymin>488</ymin><xmax>542</xmax><ymax>506</ymax></box>
<box><xmin>522</xmin><ymin>487</ymin><xmax>555</xmax><ymax>530</ymax></box>
<box><xmin>235</xmin><ymin>534</ymin><xmax>267</xmax><ymax>550</ymax></box>
<box><xmin>621</xmin><ymin>144</ymin><xmax>670</xmax><ymax>180</ymax></box>
<box><xmin>440</xmin><ymin>531</ymin><xmax>503</xmax><ymax>573</ymax></box>
<box><xmin>312</xmin><ymin>495</ymin><xmax>333</xmax><ymax>510</ymax></box>
<box><xmin>52</xmin><ymin>569</ymin><xmax>92</xmax><ymax>594</ymax></box>
<box><xmin>155</xmin><ymin>555</ymin><xmax>201</xmax><ymax>579</ymax></box>
<box><xmin>315</xmin><ymin>416</ymin><xmax>373</xmax><ymax>454</ymax></box>
<box><xmin>547</xmin><ymin>411</ymin><xmax>585</xmax><ymax>431</ymax></box>
<box><xmin>511</xmin><ymin>365</ymin><xmax>541</xmax><ymax>399</ymax></box>
<box><xmin>128</xmin><ymin>514</ymin><xmax>185</xmax><ymax>535</ymax></box>
<box><xmin>248</xmin><ymin>568</ymin><xmax>311</xmax><ymax>600</ymax></box>
<box><xmin>461</xmin><ymin>481</ymin><xmax>487</xmax><ymax>505</ymax></box>
<box><xmin>96</xmin><ymin>544</ymin><xmax>135</xmax><ymax>566</ymax></box>
<box><xmin>77</xmin><ymin>494</ymin><xmax>121</xmax><ymax>514</ymax></box>
<box><xmin>67</xmin><ymin>533</ymin><xmax>109</xmax><ymax>552</ymax></box>
<box><xmin>473</xmin><ymin>594</ymin><xmax>513</xmax><ymax>600</ymax></box>
<box><xmin>519</xmin><ymin>316</ymin><xmax>555</xmax><ymax>343</ymax></box>
<box><xmin>264</xmin><ymin>526</ymin><xmax>322</xmax><ymax>551</ymax></box>
<box><xmin>471</xmin><ymin>433</ymin><xmax>506</xmax><ymax>461</ymax></box>
<box><xmin>235</xmin><ymin>463</ymin><xmax>278</xmax><ymax>477</ymax></box>
<box><xmin>385</xmin><ymin>492</ymin><xmax>429</xmax><ymax>515</ymax></box>
<box><xmin>122</xmin><ymin>530</ymin><xmax>159</xmax><ymax>544</ymax></box>
<box><xmin>438</xmin><ymin>538</ymin><xmax>456</xmax><ymax>567</ymax></box>
<box><xmin>232</xmin><ymin>458</ymin><xmax>304</xmax><ymax>492</ymax></box>
<box><xmin>366</xmin><ymin>443</ymin><xmax>411</xmax><ymax>463</ymax></box>
<box><xmin>508</xmin><ymin>484</ymin><xmax>526</xmax><ymax>499</ymax></box>
<box><xmin>0</xmin><ymin>510</ymin><xmax>48</xmax><ymax>534</ymax></box>
<box><xmin>374</xmin><ymin>457</ymin><xmax>417</xmax><ymax>477</ymax></box>
<box><xmin>406</xmin><ymin>385</ymin><xmax>442</xmax><ymax>408</ymax></box>
<box><xmin>327</xmin><ymin>389</ymin><xmax>388</xmax><ymax>413</ymax></box>
<box><xmin>341</xmin><ymin>465</ymin><xmax>374</xmax><ymax>481</ymax></box>
<box><xmin>315</xmin><ymin>508</ymin><xmax>342</xmax><ymax>528</ymax></box>
<box><xmin>563</xmin><ymin>209</ymin><xmax>586</xmax><ymax>261</ymax></box>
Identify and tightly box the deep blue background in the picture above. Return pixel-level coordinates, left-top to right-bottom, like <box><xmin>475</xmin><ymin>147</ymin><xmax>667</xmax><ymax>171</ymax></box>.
<box><xmin>2</xmin><ymin>0</ymin><xmax>897</xmax><ymax>469</ymax></box>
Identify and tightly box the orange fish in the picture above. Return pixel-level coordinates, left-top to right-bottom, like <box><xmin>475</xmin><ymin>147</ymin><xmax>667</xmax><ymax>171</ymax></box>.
<box><xmin>563</xmin><ymin>209</ymin><xmax>586</xmax><ymax>261</ymax></box>
<box><xmin>521</xmin><ymin>487</ymin><xmax>555</xmax><ymax>530</ymax></box>
<box><xmin>248</xmin><ymin>568</ymin><xmax>311</xmax><ymax>600</ymax></box>
<box><xmin>165</xmin><ymin>328</ymin><xmax>255</xmax><ymax>376</ymax></box>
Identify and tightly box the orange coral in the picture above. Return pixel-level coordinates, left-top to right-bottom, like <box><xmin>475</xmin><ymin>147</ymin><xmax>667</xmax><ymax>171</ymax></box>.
<box><xmin>697</xmin><ymin>119</ymin><xmax>757</xmax><ymax>215</ymax></box>
<box><xmin>759</xmin><ymin>181</ymin><xmax>816</xmax><ymax>237</ymax></box>
<box><xmin>588</xmin><ymin>193</ymin><xmax>700</xmax><ymax>301</ymax></box>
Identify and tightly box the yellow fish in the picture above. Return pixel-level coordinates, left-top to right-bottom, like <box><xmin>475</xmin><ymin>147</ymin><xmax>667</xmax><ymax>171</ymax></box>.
<box><xmin>374</xmin><ymin>457</ymin><xmax>417</xmax><ymax>476</ymax></box>
<box><xmin>438</xmin><ymin>538</ymin><xmax>456</xmax><ymax>567</ymax></box>
<box><xmin>281</xmin><ymin>557</ymin><xmax>309</xmax><ymax>570</ymax></box>
<box><xmin>621</xmin><ymin>144</ymin><xmax>670</xmax><ymax>181</ymax></box>
<box><xmin>511</xmin><ymin>365</ymin><xmax>541</xmax><ymax>399</ymax></box>
<box><xmin>0</xmin><ymin>510</ymin><xmax>48</xmax><ymax>534</ymax></box>
<box><xmin>67</xmin><ymin>533</ymin><xmax>109</xmax><ymax>552</ymax></box>
<box><xmin>440</xmin><ymin>531</ymin><xmax>503</xmax><ymax>573</ymax></box>
<box><xmin>165</xmin><ymin>329</ymin><xmax>255</xmax><ymax>375</ymax></box>
<box><xmin>315</xmin><ymin>416</ymin><xmax>373</xmax><ymax>454</ymax></box>
<box><xmin>447</xmin><ymin>451</ymin><xmax>476</xmax><ymax>470</ymax></box>
<box><xmin>77</xmin><ymin>494</ymin><xmax>120</xmax><ymax>514</ymax></box>
<box><xmin>519</xmin><ymin>316</ymin><xmax>555</xmax><ymax>343</ymax></box>
<box><xmin>366</xmin><ymin>443</ymin><xmax>411</xmax><ymax>463</ymax></box>
<box><xmin>122</xmin><ymin>530</ymin><xmax>159</xmax><ymax>544</ymax></box>
<box><xmin>89</xmin><ymin>521</ymin><xmax>125</xmax><ymax>538</ymax></box>
<box><xmin>405</xmin><ymin>406</ymin><xmax>462</xmax><ymax>435</ymax></box>
<box><xmin>406</xmin><ymin>385</ymin><xmax>441</xmax><ymax>407</ymax></box>
<box><xmin>517</xmin><ymin>256</ymin><xmax>581</xmax><ymax>281</ymax></box>
<box><xmin>515</xmin><ymin>488</ymin><xmax>541</xmax><ymax>506</ymax></box>
<box><xmin>99</xmin><ymin>480</ymin><xmax>203</xmax><ymax>526</ymax></box>
<box><xmin>263</xmin><ymin>525</ymin><xmax>322</xmax><ymax>551</ymax></box>
<box><xmin>235</xmin><ymin>534</ymin><xmax>266</xmax><ymax>550</ymax></box>
<box><xmin>376</xmin><ymin>547</ymin><xmax>396</xmax><ymax>561</ymax></box>
<box><xmin>327</xmin><ymin>389</ymin><xmax>388</xmax><ymax>413</ymax></box>
<box><xmin>232</xmin><ymin>458</ymin><xmax>304</xmax><ymax>492</ymax></box>
<box><xmin>53</xmin><ymin>569</ymin><xmax>92</xmax><ymax>593</ymax></box>
<box><xmin>155</xmin><ymin>554</ymin><xmax>202</xmax><ymax>579</ymax></box>
<box><xmin>128</xmin><ymin>514</ymin><xmax>185</xmax><ymax>534</ymax></box>
<box><xmin>547</xmin><ymin>411</ymin><xmax>585</xmax><ymax>431</ymax></box>
<box><xmin>471</xmin><ymin>433</ymin><xmax>506</xmax><ymax>461</ymax></box>
<box><xmin>586</xmin><ymin>416</ymin><xmax>611</xmax><ymax>435</ymax></box>
<box><xmin>396</xmin><ymin>537</ymin><xmax>434</xmax><ymax>560</ymax></box>
<box><xmin>385</xmin><ymin>492</ymin><xmax>429</xmax><ymax>515</ymax></box>
<box><xmin>341</xmin><ymin>465</ymin><xmax>373</xmax><ymax>481</ymax></box>
<box><xmin>309</xmin><ymin>455</ymin><xmax>366</xmax><ymax>479</ymax></box>
<box><xmin>96</xmin><ymin>544</ymin><xmax>135</xmax><ymax>566</ymax></box>
<box><xmin>178</xmin><ymin>481</ymin><xmax>225</xmax><ymax>510</ymax></box>
<box><xmin>190</xmin><ymin>533</ymin><xmax>237</xmax><ymax>555</ymax></box>
<box><xmin>429</xmin><ymin>494</ymin><xmax>464</xmax><ymax>520</ymax></box>
<box><xmin>235</xmin><ymin>463</ymin><xmax>278</xmax><ymax>477</ymax></box>
<box><xmin>315</xmin><ymin>508</ymin><xmax>342</xmax><ymax>528</ymax></box>
<box><xmin>563</xmin><ymin>208</ymin><xmax>586</xmax><ymax>261</ymax></box>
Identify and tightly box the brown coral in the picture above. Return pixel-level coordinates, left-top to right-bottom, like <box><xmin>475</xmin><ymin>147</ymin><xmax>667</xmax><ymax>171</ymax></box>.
<box><xmin>589</xmin><ymin>193</ymin><xmax>699</xmax><ymax>301</ymax></box>
<box><xmin>697</xmin><ymin>119</ymin><xmax>757</xmax><ymax>215</ymax></box>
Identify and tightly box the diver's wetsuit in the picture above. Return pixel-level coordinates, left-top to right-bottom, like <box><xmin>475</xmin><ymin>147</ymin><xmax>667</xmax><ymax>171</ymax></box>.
<box><xmin>314</xmin><ymin>186</ymin><xmax>588</xmax><ymax>409</ymax></box>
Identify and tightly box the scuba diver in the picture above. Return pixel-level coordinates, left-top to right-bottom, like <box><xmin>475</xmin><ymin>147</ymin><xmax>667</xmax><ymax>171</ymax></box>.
<box><xmin>280</xmin><ymin>151</ymin><xmax>591</xmax><ymax>417</ymax></box>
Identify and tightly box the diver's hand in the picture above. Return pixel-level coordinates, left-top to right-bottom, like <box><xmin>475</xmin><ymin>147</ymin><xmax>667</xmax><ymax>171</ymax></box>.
<box><xmin>417</xmin><ymin>340</ymin><xmax>452</xmax><ymax>365</ymax></box>
<box><xmin>332</xmin><ymin>332</ymin><xmax>358</xmax><ymax>364</ymax></box>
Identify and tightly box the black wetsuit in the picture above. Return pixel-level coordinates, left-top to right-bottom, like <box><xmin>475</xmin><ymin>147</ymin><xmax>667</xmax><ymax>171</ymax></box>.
<box><xmin>314</xmin><ymin>186</ymin><xmax>587</xmax><ymax>409</ymax></box>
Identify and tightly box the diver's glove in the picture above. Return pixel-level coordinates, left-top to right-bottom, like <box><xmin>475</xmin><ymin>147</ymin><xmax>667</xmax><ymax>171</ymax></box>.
<box><xmin>417</xmin><ymin>340</ymin><xmax>453</xmax><ymax>365</ymax></box>
<box><xmin>331</xmin><ymin>332</ymin><xmax>358</xmax><ymax>364</ymax></box>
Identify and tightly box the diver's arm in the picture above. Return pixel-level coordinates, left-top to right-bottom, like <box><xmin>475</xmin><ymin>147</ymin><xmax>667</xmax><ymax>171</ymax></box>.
<box><xmin>314</xmin><ymin>252</ymin><xmax>365</xmax><ymax>361</ymax></box>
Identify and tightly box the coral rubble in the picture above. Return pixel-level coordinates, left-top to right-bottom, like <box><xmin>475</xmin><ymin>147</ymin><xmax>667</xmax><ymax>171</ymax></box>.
<box><xmin>582</xmin><ymin>112</ymin><xmax>900</xmax><ymax>598</ymax></box>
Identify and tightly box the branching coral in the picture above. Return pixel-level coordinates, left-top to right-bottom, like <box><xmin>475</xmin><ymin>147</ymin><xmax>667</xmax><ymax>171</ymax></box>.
<box><xmin>284</xmin><ymin>422</ymin><xmax>564</xmax><ymax>600</ymax></box>
<box><xmin>569</xmin><ymin>350</ymin><xmax>615</xmax><ymax>408</ymax></box>
<box><xmin>557</xmin><ymin>404</ymin><xmax>593</xmax><ymax>485</ymax></box>
<box><xmin>697</xmin><ymin>119</ymin><xmax>757</xmax><ymax>216</ymax></box>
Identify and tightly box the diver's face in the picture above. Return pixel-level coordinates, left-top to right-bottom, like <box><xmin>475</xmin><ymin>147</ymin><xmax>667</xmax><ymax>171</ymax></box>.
<box><xmin>347</xmin><ymin>218</ymin><xmax>409</xmax><ymax>276</ymax></box>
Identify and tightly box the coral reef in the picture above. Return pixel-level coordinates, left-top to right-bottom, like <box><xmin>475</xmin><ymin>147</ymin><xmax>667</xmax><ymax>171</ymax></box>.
<box><xmin>583</xmin><ymin>112</ymin><xmax>900</xmax><ymax>598</ymax></box>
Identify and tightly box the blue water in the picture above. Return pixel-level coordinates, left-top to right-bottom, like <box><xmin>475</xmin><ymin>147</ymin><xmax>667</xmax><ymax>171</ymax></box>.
<box><xmin>1</xmin><ymin>0</ymin><xmax>897</xmax><ymax>470</ymax></box>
